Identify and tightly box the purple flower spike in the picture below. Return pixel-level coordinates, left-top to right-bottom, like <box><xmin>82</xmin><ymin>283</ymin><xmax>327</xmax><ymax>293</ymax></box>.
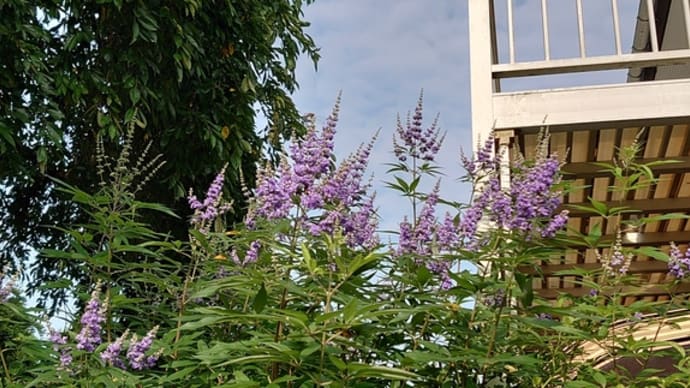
<box><xmin>101</xmin><ymin>330</ymin><xmax>129</xmax><ymax>369</ymax></box>
<box><xmin>230</xmin><ymin>249</ymin><xmax>242</xmax><ymax>266</ymax></box>
<box><xmin>59</xmin><ymin>351</ymin><xmax>73</xmax><ymax>368</ymax></box>
<box><xmin>397</xmin><ymin>218</ymin><xmax>414</xmax><ymax>256</ymax></box>
<box><xmin>245</xmin><ymin>96</ymin><xmax>379</xmax><ymax>249</ymax></box>
<box><xmin>50</xmin><ymin>329</ymin><xmax>67</xmax><ymax>347</ymax></box>
<box><xmin>668</xmin><ymin>242</ymin><xmax>690</xmax><ymax>279</ymax></box>
<box><xmin>459</xmin><ymin>134</ymin><xmax>567</xmax><ymax>246</ymax></box>
<box><xmin>243</xmin><ymin>241</ymin><xmax>261</xmax><ymax>265</ymax></box>
<box><xmin>437</xmin><ymin>212</ymin><xmax>459</xmax><ymax>250</ymax></box>
<box><xmin>462</xmin><ymin>135</ymin><xmax>498</xmax><ymax>178</ymax></box>
<box><xmin>75</xmin><ymin>288</ymin><xmax>107</xmax><ymax>352</ymax></box>
<box><xmin>394</xmin><ymin>182</ymin><xmax>442</xmax><ymax>258</ymax></box>
<box><xmin>249</xmin><ymin>160</ymin><xmax>298</xmax><ymax>223</ymax></box>
<box><xmin>342</xmin><ymin>194</ymin><xmax>379</xmax><ymax>249</ymax></box>
<box><xmin>459</xmin><ymin>184</ymin><xmax>493</xmax><ymax>250</ymax></box>
<box><xmin>290</xmin><ymin>96</ymin><xmax>339</xmax><ymax>191</ymax></box>
<box><xmin>394</xmin><ymin>92</ymin><xmax>445</xmax><ymax>164</ymax></box>
<box><xmin>601</xmin><ymin>232</ymin><xmax>631</xmax><ymax>276</ymax></box>
<box><xmin>541</xmin><ymin>210</ymin><xmax>569</xmax><ymax>238</ymax></box>
<box><xmin>188</xmin><ymin>164</ymin><xmax>232</xmax><ymax>229</ymax></box>
<box><xmin>49</xmin><ymin>326</ymin><xmax>72</xmax><ymax>369</ymax></box>
<box><xmin>127</xmin><ymin>326</ymin><xmax>159</xmax><ymax>370</ymax></box>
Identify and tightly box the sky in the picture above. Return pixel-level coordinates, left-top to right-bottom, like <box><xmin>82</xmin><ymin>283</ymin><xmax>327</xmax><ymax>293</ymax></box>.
<box><xmin>289</xmin><ymin>0</ymin><xmax>641</xmax><ymax>232</ymax></box>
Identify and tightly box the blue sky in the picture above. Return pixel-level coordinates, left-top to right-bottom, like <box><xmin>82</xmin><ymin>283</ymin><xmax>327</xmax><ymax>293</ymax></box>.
<box><xmin>289</xmin><ymin>0</ymin><xmax>640</xmax><ymax>231</ymax></box>
<box><xmin>292</xmin><ymin>1</ymin><xmax>472</xmax><ymax>231</ymax></box>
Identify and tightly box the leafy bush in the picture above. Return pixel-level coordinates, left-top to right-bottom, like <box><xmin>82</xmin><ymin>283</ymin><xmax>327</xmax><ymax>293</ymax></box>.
<box><xmin>2</xmin><ymin>96</ymin><xmax>690</xmax><ymax>387</ymax></box>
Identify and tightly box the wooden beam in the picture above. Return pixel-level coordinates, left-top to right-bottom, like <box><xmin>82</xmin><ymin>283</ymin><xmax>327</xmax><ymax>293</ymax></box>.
<box><xmin>563</xmin><ymin>198</ymin><xmax>690</xmax><ymax>217</ymax></box>
<box><xmin>519</xmin><ymin>260</ymin><xmax>668</xmax><ymax>276</ymax></box>
<box><xmin>561</xmin><ymin>156</ymin><xmax>690</xmax><ymax>178</ymax></box>
<box><xmin>536</xmin><ymin>282</ymin><xmax>690</xmax><ymax>299</ymax></box>
<box><xmin>560</xmin><ymin>231</ymin><xmax>690</xmax><ymax>248</ymax></box>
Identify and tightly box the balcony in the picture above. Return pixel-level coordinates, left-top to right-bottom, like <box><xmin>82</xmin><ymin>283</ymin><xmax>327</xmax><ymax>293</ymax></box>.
<box><xmin>469</xmin><ymin>1</ymin><xmax>690</xmax><ymax>305</ymax></box>
<box><xmin>469</xmin><ymin>0</ymin><xmax>690</xmax><ymax>140</ymax></box>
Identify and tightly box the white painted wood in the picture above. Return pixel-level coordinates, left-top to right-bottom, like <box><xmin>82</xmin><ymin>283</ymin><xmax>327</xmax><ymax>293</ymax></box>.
<box><xmin>611</xmin><ymin>0</ymin><xmax>622</xmax><ymax>55</ymax></box>
<box><xmin>492</xmin><ymin>79</ymin><xmax>690</xmax><ymax>130</ymax></box>
<box><xmin>682</xmin><ymin>0</ymin><xmax>690</xmax><ymax>48</ymax></box>
<box><xmin>493</xmin><ymin>49</ymin><xmax>690</xmax><ymax>78</ymax></box>
<box><xmin>507</xmin><ymin>0</ymin><xmax>515</xmax><ymax>64</ymax></box>
<box><xmin>579</xmin><ymin>311</ymin><xmax>690</xmax><ymax>366</ymax></box>
<box><xmin>646</xmin><ymin>0</ymin><xmax>659</xmax><ymax>51</ymax></box>
<box><xmin>468</xmin><ymin>0</ymin><xmax>495</xmax><ymax>146</ymax></box>
<box><xmin>576</xmin><ymin>0</ymin><xmax>586</xmax><ymax>57</ymax></box>
<box><xmin>541</xmin><ymin>0</ymin><xmax>550</xmax><ymax>60</ymax></box>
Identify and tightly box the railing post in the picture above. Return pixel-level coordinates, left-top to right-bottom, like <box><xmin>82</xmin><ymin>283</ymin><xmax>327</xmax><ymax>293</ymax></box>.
<box><xmin>469</xmin><ymin>0</ymin><xmax>495</xmax><ymax>147</ymax></box>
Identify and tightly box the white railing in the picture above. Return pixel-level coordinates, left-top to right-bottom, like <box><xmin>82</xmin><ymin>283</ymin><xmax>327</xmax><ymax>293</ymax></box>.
<box><xmin>469</xmin><ymin>0</ymin><xmax>690</xmax><ymax>138</ymax></box>
<box><xmin>493</xmin><ymin>0</ymin><xmax>690</xmax><ymax>79</ymax></box>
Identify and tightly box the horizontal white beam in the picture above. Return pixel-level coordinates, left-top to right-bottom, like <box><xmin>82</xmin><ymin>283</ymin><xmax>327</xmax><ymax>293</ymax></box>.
<box><xmin>493</xmin><ymin>49</ymin><xmax>690</xmax><ymax>78</ymax></box>
<box><xmin>493</xmin><ymin>79</ymin><xmax>690</xmax><ymax>130</ymax></box>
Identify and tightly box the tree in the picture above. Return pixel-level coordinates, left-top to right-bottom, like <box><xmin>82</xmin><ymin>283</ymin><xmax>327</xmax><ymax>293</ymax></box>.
<box><xmin>0</xmin><ymin>0</ymin><xmax>319</xmax><ymax>306</ymax></box>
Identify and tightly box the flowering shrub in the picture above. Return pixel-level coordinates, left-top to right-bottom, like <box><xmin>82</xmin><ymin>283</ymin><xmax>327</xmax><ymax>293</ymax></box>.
<box><xmin>48</xmin><ymin>286</ymin><xmax>162</xmax><ymax>375</ymax></box>
<box><xmin>1</xmin><ymin>97</ymin><xmax>690</xmax><ymax>387</ymax></box>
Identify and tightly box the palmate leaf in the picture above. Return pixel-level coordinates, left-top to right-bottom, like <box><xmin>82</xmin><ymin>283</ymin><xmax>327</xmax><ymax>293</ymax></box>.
<box><xmin>565</xmin><ymin>380</ymin><xmax>601</xmax><ymax>387</ymax></box>
<box><xmin>634</xmin><ymin>246</ymin><xmax>669</xmax><ymax>262</ymax></box>
<box><xmin>253</xmin><ymin>282</ymin><xmax>268</xmax><ymax>313</ymax></box>
<box><xmin>181</xmin><ymin>308</ymin><xmax>309</xmax><ymax>331</ymax></box>
<box><xmin>347</xmin><ymin>251</ymin><xmax>382</xmax><ymax>277</ymax></box>
<box><xmin>346</xmin><ymin>364</ymin><xmax>419</xmax><ymax>381</ymax></box>
<box><xmin>224</xmin><ymin>381</ymin><xmax>261</xmax><ymax>388</ymax></box>
<box><xmin>157</xmin><ymin>366</ymin><xmax>199</xmax><ymax>384</ymax></box>
<box><xmin>134</xmin><ymin>201</ymin><xmax>180</xmax><ymax>218</ymax></box>
<box><xmin>637</xmin><ymin>212</ymin><xmax>690</xmax><ymax>223</ymax></box>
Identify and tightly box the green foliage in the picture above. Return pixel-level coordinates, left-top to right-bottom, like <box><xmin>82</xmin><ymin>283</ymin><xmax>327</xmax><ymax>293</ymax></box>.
<box><xmin>0</xmin><ymin>293</ymin><xmax>51</xmax><ymax>387</ymax></box>
<box><xmin>0</xmin><ymin>0</ymin><xmax>320</xmax><ymax>308</ymax></box>
<box><xmin>3</xmin><ymin>108</ymin><xmax>690</xmax><ymax>386</ymax></box>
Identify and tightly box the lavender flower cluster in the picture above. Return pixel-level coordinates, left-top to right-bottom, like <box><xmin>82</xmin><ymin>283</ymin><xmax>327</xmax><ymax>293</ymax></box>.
<box><xmin>245</xmin><ymin>96</ymin><xmax>379</xmax><ymax>250</ymax></box>
<box><xmin>458</xmin><ymin>134</ymin><xmax>569</xmax><ymax>249</ymax></box>
<box><xmin>668</xmin><ymin>242</ymin><xmax>690</xmax><ymax>279</ymax></box>
<box><xmin>394</xmin><ymin>131</ymin><xmax>566</xmax><ymax>288</ymax></box>
<box><xmin>51</xmin><ymin>287</ymin><xmax>161</xmax><ymax>371</ymax></box>
<box><xmin>395</xmin><ymin>183</ymin><xmax>457</xmax><ymax>289</ymax></box>
<box><xmin>461</xmin><ymin>135</ymin><xmax>499</xmax><ymax>179</ymax></box>
<box><xmin>75</xmin><ymin>289</ymin><xmax>108</xmax><ymax>352</ymax></box>
<box><xmin>600</xmin><ymin>232</ymin><xmax>632</xmax><ymax>277</ymax></box>
<box><xmin>483</xmin><ymin>289</ymin><xmax>505</xmax><ymax>308</ymax></box>
<box><xmin>49</xmin><ymin>328</ymin><xmax>72</xmax><ymax>369</ymax></box>
<box><xmin>188</xmin><ymin>164</ymin><xmax>233</xmax><ymax>231</ymax></box>
<box><xmin>230</xmin><ymin>240</ymin><xmax>261</xmax><ymax>267</ymax></box>
<box><xmin>393</xmin><ymin>93</ymin><xmax>445</xmax><ymax>163</ymax></box>
<box><xmin>390</xmin><ymin>97</ymin><xmax>458</xmax><ymax>289</ymax></box>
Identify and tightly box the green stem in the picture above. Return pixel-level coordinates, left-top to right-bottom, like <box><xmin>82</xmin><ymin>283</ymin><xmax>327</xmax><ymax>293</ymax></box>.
<box><xmin>0</xmin><ymin>348</ymin><xmax>11</xmax><ymax>384</ymax></box>
<box><xmin>173</xmin><ymin>244</ymin><xmax>199</xmax><ymax>355</ymax></box>
<box><xmin>482</xmin><ymin>273</ymin><xmax>515</xmax><ymax>373</ymax></box>
<box><xmin>271</xmin><ymin>287</ymin><xmax>289</xmax><ymax>381</ymax></box>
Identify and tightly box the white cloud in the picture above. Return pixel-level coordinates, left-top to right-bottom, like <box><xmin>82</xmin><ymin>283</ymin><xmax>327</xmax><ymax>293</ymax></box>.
<box><xmin>292</xmin><ymin>0</ymin><xmax>472</xmax><ymax>232</ymax></box>
<box><xmin>290</xmin><ymin>0</ymin><xmax>646</xmax><ymax>233</ymax></box>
